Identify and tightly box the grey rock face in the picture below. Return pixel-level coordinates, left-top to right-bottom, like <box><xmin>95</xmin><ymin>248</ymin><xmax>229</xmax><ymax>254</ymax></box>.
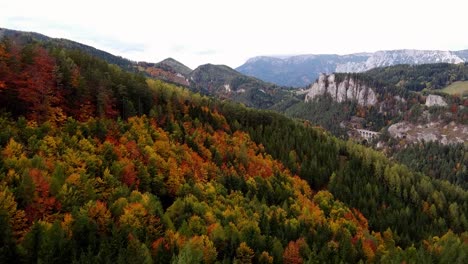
<box><xmin>305</xmin><ymin>74</ymin><xmax>377</xmax><ymax>106</ymax></box>
<box><xmin>388</xmin><ymin>121</ymin><xmax>467</xmax><ymax>145</ymax></box>
<box><xmin>425</xmin><ymin>95</ymin><xmax>448</xmax><ymax>107</ymax></box>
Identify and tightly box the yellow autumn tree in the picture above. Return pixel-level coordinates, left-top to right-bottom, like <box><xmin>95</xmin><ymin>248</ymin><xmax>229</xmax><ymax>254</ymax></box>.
<box><xmin>0</xmin><ymin>187</ymin><xmax>28</xmax><ymax>240</ymax></box>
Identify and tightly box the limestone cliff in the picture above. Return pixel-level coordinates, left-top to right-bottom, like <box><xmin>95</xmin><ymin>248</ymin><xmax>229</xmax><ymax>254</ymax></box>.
<box><xmin>304</xmin><ymin>74</ymin><xmax>377</xmax><ymax>106</ymax></box>
<box><xmin>388</xmin><ymin>121</ymin><xmax>467</xmax><ymax>145</ymax></box>
<box><xmin>425</xmin><ymin>95</ymin><xmax>447</xmax><ymax>107</ymax></box>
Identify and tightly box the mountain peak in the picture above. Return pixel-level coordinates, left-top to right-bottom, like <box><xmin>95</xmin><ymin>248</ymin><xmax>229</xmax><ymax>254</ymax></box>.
<box><xmin>156</xmin><ymin>57</ymin><xmax>192</xmax><ymax>76</ymax></box>
<box><xmin>190</xmin><ymin>64</ymin><xmax>242</xmax><ymax>85</ymax></box>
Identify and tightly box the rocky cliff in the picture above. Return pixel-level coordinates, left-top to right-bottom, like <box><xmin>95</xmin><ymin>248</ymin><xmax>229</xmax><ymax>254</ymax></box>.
<box><xmin>425</xmin><ymin>94</ymin><xmax>448</xmax><ymax>107</ymax></box>
<box><xmin>304</xmin><ymin>74</ymin><xmax>377</xmax><ymax>106</ymax></box>
<box><xmin>388</xmin><ymin>121</ymin><xmax>467</xmax><ymax>145</ymax></box>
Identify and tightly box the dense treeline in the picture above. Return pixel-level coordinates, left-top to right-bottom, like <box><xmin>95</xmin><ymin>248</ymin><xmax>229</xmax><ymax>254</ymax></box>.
<box><xmin>364</xmin><ymin>63</ymin><xmax>468</xmax><ymax>91</ymax></box>
<box><xmin>0</xmin><ymin>39</ymin><xmax>152</xmax><ymax>123</ymax></box>
<box><xmin>284</xmin><ymin>96</ymin><xmax>352</xmax><ymax>137</ymax></box>
<box><xmin>393</xmin><ymin>142</ymin><xmax>468</xmax><ymax>189</ymax></box>
<box><xmin>0</xmin><ymin>38</ymin><xmax>467</xmax><ymax>262</ymax></box>
<box><xmin>283</xmin><ymin>94</ymin><xmax>386</xmax><ymax>136</ymax></box>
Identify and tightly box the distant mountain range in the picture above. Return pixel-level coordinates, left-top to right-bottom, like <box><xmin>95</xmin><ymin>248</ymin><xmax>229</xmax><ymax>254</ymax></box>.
<box><xmin>237</xmin><ymin>49</ymin><xmax>468</xmax><ymax>87</ymax></box>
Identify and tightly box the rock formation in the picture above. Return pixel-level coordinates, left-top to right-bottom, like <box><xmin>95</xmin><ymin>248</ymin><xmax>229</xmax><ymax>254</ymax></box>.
<box><xmin>388</xmin><ymin>121</ymin><xmax>467</xmax><ymax>145</ymax></box>
<box><xmin>425</xmin><ymin>94</ymin><xmax>448</xmax><ymax>107</ymax></box>
<box><xmin>304</xmin><ymin>74</ymin><xmax>377</xmax><ymax>106</ymax></box>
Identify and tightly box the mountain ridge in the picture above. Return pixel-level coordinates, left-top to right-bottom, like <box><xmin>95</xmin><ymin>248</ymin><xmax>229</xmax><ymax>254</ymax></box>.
<box><xmin>0</xmin><ymin>27</ymin><xmax>194</xmax><ymax>86</ymax></box>
<box><xmin>155</xmin><ymin>57</ymin><xmax>192</xmax><ymax>76</ymax></box>
<box><xmin>238</xmin><ymin>49</ymin><xmax>468</xmax><ymax>87</ymax></box>
<box><xmin>0</xmin><ymin>27</ymin><xmax>136</xmax><ymax>70</ymax></box>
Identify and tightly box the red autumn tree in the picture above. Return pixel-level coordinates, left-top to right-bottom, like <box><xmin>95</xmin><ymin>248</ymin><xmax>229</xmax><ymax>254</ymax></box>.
<box><xmin>0</xmin><ymin>42</ymin><xmax>9</xmax><ymax>90</ymax></box>
<box><xmin>121</xmin><ymin>160</ymin><xmax>139</xmax><ymax>188</ymax></box>
<box><xmin>17</xmin><ymin>46</ymin><xmax>64</xmax><ymax>123</ymax></box>
<box><xmin>25</xmin><ymin>168</ymin><xmax>60</xmax><ymax>222</ymax></box>
<box><xmin>0</xmin><ymin>41</ymin><xmax>23</xmax><ymax>114</ymax></box>
<box><xmin>283</xmin><ymin>240</ymin><xmax>303</xmax><ymax>264</ymax></box>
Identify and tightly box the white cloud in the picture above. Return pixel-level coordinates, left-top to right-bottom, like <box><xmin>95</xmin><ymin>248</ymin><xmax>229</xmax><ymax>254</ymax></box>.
<box><xmin>2</xmin><ymin>0</ymin><xmax>468</xmax><ymax>68</ymax></box>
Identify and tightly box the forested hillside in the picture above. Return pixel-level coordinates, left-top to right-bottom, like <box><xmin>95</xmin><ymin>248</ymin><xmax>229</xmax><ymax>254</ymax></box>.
<box><xmin>0</xmin><ymin>28</ymin><xmax>296</xmax><ymax>110</ymax></box>
<box><xmin>364</xmin><ymin>63</ymin><xmax>468</xmax><ymax>91</ymax></box>
<box><xmin>392</xmin><ymin>141</ymin><xmax>468</xmax><ymax>189</ymax></box>
<box><xmin>220</xmin><ymin>103</ymin><xmax>467</xmax><ymax>246</ymax></box>
<box><xmin>189</xmin><ymin>63</ymin><xmax>294</xmax><ymax>109</ymax></box>
<box><xmin>0</xmin><ymin>27</ymin><xmax>135</xmax><ymax>71</ymax></box>
<box><xmin>0</xmin><ymin>38</ymin><xmax>467</xmax><ymax>263</ymax></box>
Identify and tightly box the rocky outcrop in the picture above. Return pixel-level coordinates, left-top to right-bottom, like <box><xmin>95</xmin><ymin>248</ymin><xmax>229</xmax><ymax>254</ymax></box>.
<box><xmin>425</xmin><ymin>95</ymin><xmax>447</xmax><ymax>107</ymax></box>
<box><xmin>388</xmin><ymin>121</ymin><xmax>467</xmax><ymax>145</ymax></box>
<box><xmin>305</xmin><ymin>74</ymin><xmax>377</xmax><ymax>106</ymax></box>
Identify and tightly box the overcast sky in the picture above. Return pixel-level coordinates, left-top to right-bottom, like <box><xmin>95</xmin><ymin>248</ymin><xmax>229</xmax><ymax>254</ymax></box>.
<box><xmin>2</xmin><ymin>0</ymin><xmax>468</xmax><ymax>69</ymax></box>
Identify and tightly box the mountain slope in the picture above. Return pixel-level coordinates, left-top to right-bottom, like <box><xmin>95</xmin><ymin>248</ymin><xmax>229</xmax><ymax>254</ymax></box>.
<box><xmin>0</xmin><ymin>32</ymin><xmax>467</xmax><ymax>263</ymax></box>
<box><xmin>237</xmin><ymin>49</ymin><xmax>468</xmax><ymax>87</ymax></box>
<box><xmin>136</xmin><ymin>58</ymin><xmax>191</xmax><ymax>87</ymax></box>
<box><xmin>0</xmin><ymin>27</ymin><xmax>295</xmax><ymax>108</ymax></box>
<box><xmin>455</xmin><ymin>50</ymin><xmax>468</xmax><ymax>61</ymax></box>
<box><xmin>362</xmin><ymin>62</ymin><xmax>468</xmax><ymax>91</ymax></box>
<box><xmin>0</xmin><ymin>27</ymin><xmax>135</xmax><ymax>70</ymax></box>
<box><xmin>189</xmin><ymin>63</ymin><xmax>294</xmax><ymax>109</ymax></box>
<box><xmin>0</xmin><ymin>28</ymin><xmax>191</xmax><ymax>87</ymax></box>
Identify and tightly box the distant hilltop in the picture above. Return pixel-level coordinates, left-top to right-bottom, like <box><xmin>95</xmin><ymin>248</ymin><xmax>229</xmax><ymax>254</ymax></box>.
<box><xmin>237</xmin><ymin>49</ymin><xmax>468</xmax><ymax>87</ymax></box>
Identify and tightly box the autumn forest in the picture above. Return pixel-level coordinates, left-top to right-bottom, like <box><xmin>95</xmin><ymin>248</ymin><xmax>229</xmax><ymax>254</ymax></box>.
<box><xmin>0</xmin><ymin>36</ymin><xmax>467</xmax><ymax>263</ymax></box>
